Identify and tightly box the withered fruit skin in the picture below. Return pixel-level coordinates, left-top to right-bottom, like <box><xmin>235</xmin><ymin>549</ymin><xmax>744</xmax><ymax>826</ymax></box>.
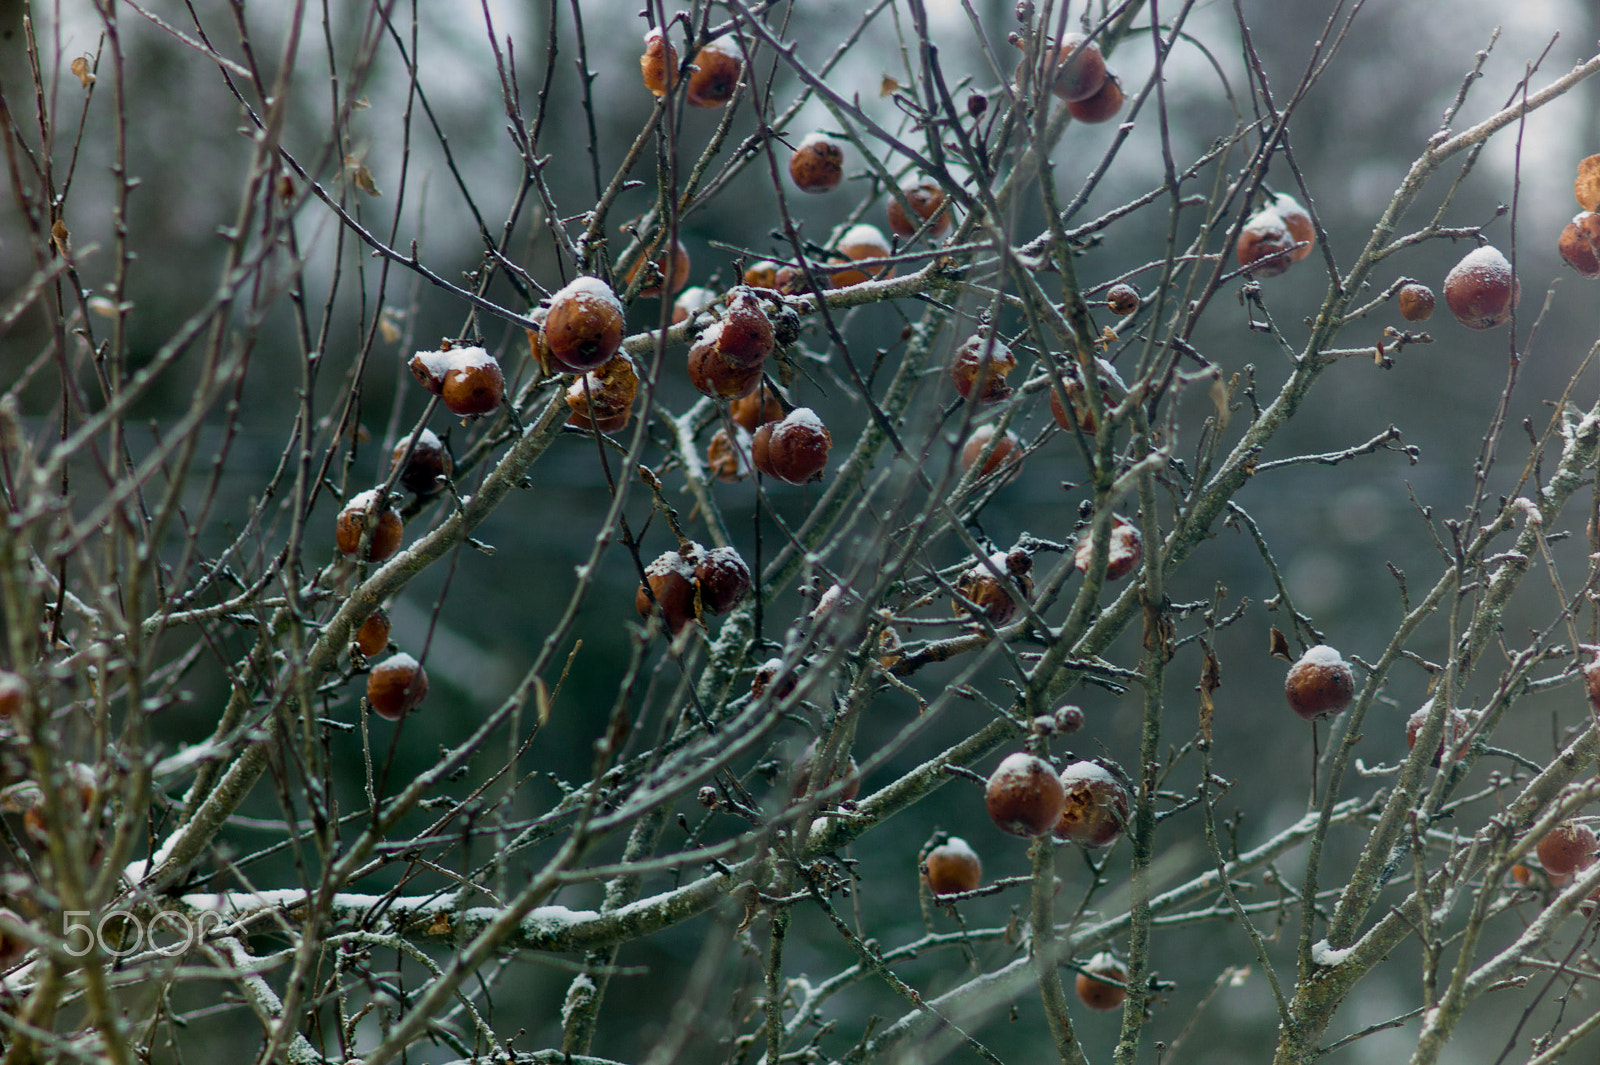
<box><xmin>1397</xmin><ymin>283</ymin><xmax>1435</xmax><ymax>322</ymax></box>
<box><xmin>887</xmin><ymin>177</ymin><xmax>951</xmax><ymax>239</ymax></box>
<box><xmin>950</xmin><ymin>336</ymin><xmax>1017</xmax><ymax>403</ymax></box>
<box><xmin>789</xmin><ymin>136</ymin><xmax>845</xmax><ymax>193</ymax></box>
<box><xmin>1053</xmin><ymin>759</ymin><xmax>1131</xmax><ymax>847</ymax></box>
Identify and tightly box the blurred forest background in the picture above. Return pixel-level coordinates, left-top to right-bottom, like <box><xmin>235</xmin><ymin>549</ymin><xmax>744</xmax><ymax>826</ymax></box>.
<box><xmin>4</xmin><ymin>1</ymin><xmax>1600</xmax><ymax>1063</ymax></box>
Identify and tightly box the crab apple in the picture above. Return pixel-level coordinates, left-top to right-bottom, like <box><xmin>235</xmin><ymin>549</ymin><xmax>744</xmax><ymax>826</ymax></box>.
<box><xmin>694</xmin><ymin>545</ymin><xmax>752</xmax><ymax>615</ymax></box>
<box><xmin>716</xmin><ymin>291</ymin><xmax>776</xmax><ymax>368</ymax></box>
<box><xmin>409</xmin><ymin>345</ymin><xmax>505</xmax><ymax>415</ymax></box>
<box><xmin>1576</xmin><ymin>154</ymin><xmax>1600</xmax><ymax>212</ymax></box>
<box><xmin>336</xmin><ymin>489</ymin><xmax>403</xmax><ymax>562</ymax></box>
<box><xmin>1585</xmin><ymin>653</ymin><xmax>1600</xmax><ymax>716</ymax></box>
<box><xmin>639</xmin><ymin>28</ymin><xmax>677</xmax><ymax>97</ymax></box>
<box><xmin>984</xmin><ymin>752</ymin><xmax>1065</xmax><ymax>837</ymax></box>
<box><xmin>1236</xmin><ymin>205</ymin><xmax>1295</xmax><ymax>278</ymax></box>
<box><xmin>1053</xmin><ymin>704</ymin><xmax>1085</xmax><ymax>734</ymax></box>
<box><xmin>354</xmin><ymin>606</ymin><xmax>391</xmax><ymax>657</ymax></box>
<box><xmin>886</xmin><ymin>177</ymin><xmax>951</xmax><ymax>239</ymax></box>
<box><xmin>1066</xmin><ymin>70</ymin><xmax>1123</xmax><ymax>123</ymax></box>
<box><xmin>1397</xmin><ymin>283</ymin><xmax>1435</xmax><ymax>322</ymax></box>
<box><xmin>672</xmin><ymin>286</ymin><xmax>716</xmax><ymax>325</ymax></box>
<box><xmin>1072</xmin><ymin>514</ymin><xmax>1142</xmax><ymax>580</ymax></box>
<box><xmin>688</xmin><ymin>330</ymin><xmax>764</xmax><ymax>399</ymax></box>
<box><xmin>0</xmin><ymin>671</ymin><xmax>27</xmax><ymax>718</ymax></box>
<box><xmin>636</xmin><ymin>546</ymin><xmax>703</xmax><ymax>634</ymax></box>
<box><xmin>686</xmin><ymin>36</ymin><xmax>742</xmax><ymax>108</ymax></box>
<box><xmin>391</xmin><ymin>428</ymin><xmax>452</xmax><ymax>496</ymax></box>
<box><xmin>545</xmin><ymin>277</ymin><xmax>625</xmax><ymax>371</ymax></box>
<box><xmin>923</xmin><ymin>837</ymin><xmax>982</xmax><ymax>895</ymax></box>
<box><xmin>774</xmin><ymin>262</ymin><xmax>830</xmax><ymax>297</ymax></box>
<box><xmin>730</xmin><ymin>385</ymin><xmax>785</xmax><ymax>431</ymax></box>
<box><xmin>1405</xmin><ymin>700</ymin><xmax>1473</xmax><ymax>767</ymax></box>
<box><xmin>1273</xmin><ymin>193</ymin><xmax>1315</xmax><ymax>262</ymax></box>
<box><xmin>1075</xmin><ymin>953</ymin><xmax>1128</xmax><ymax>1011</ymax></box>
<box><xmin>566</xmin><ymin>353</ymin><xmax>640</xmax><ymax>434</ymax></box>
<box><xmin>1055</xmin><ymin>759</ymin><xmax>1132</xmax><ymax>847</ymax></box>
<box><xmin>21</xmin><ymin>762</ymin><xmax>100</xmax><ymax>845</ymax></box>
<box><xmin>743</xmin><ymin>260</ymin><xmax>781</xmax><ymax>289</ymax></box>
<box><xmin>955</xmin><ymin>549</ymin><xmax>1033</xmax><ymax>625</ymax></box>
<box><xmin>1443</xmin><ymin>244</ymin><xmax>1518</xmax><ymax>330</ymax></box>
<box><xmin>1536</xmin><ymin>822</ymin><xmax>1596</xmax><ymax>878</ymax></box>
<box><xmin>751</xmin><ymin>657</ymin><xmax>798</xmax><ymax>702</ymax></box>
<box><xmin>627</xmin><ymin>237</ymin><xmax>692</xmax><ymax>297</ymax></box>
<box><xmin>1558</xmin><ymin>212</ymin><xmax>1600</xmax><ymax>278</ymax></box>
<box><xmin>367</xmin><ymin>653</ymin><xmax>428</xmax><ymax>720</ymax></box>
<box><xmin>706</xmin><ymin>426</ymin><xmax>753</xmax><ymax>482</ymax></box>
<box><xmin>789</xmin><ymin>132</ymin><xmax>845</xmax><ymax>193</ymax></box>
<box><xmin>1046</xmin><ymin>33</ymin><xmax>1108</xmax><ymax>102</ymax></box>
<box><xmin>950</xmin><ymin>335</ymin><xmax>1017</xmax><ymax>403</ymax></box>
<box><xmin>752</xmin><ymin>408</ymin><xmax>831</xmax><ymax>484</ymax></box>
<box><xmin>0</xmin><ymin>909</ymin><xmax>29</xmax><ymax>968</ymax></box>
<box><xmin>829</xmin><ymin>224</ymin><xmax>894</xmax><ymax>287</ymax></box>
<box><xmin>1050</xmin><ymin>376</ymin><xmax>1097</xmax><ymax>435</ymax></box>
<box><xmin>960</xmin><ymin>424</ymin><xmax>1023</xmax><ymax>482</ymax></box>
<box><xmin>1285</xmin><ymin>644</ymin><xmax>1355</xmax><ymax>721</ymax></box>
<box><xmin>1105</xmin><ymin>284</ymin><xmax>1140</xmax><ymax>316</ymax></box>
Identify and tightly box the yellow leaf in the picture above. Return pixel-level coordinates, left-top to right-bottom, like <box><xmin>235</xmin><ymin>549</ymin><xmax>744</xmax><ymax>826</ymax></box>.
<box><xmin>70</xmin><ymin>56</ymin><xmax>96</xmax><ymax>88</ymax></box>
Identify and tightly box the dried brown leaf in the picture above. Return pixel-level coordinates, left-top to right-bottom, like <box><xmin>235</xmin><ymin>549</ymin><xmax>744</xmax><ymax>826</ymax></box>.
<box><xmin>70</xmin><ymin>56</ymin><xmax>95</xmax><ymax>88</ymax></box>
<box><xmin>346</xmin><ymin>155</ymin><xmax>381</xmax><ymax>196</ymax></box>
<box><xmin>1268</xmin><ymin>626</ymin><xmax>1292</xmax><ymax>662</ymax></box>
<box><xmin>1199</xmin><ymin>646</ymin><xmax>1221</xmax><ymax>746</ymax></box>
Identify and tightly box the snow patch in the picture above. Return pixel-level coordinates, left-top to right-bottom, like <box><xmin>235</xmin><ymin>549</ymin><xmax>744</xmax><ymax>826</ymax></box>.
<box><xmin>940</xmin><ymin>836</ymin><xmax>978</xmax><ymax>862</ymax></box>
<box><xmin>412</xmin><ymin>345</ymin><xmax>495</xmax><ymax>379</ymax></box>
<box><xmin>700</xmin><ymin>35</ymin><xmax>742</xmax><ymax>58</ymax></box>
<box><xmin>783</xmin><ymin>407</ymin><xmax>825</xmax><ymax>434</ymax></box>
<box><xmin>1311</xmin><ymin>938</ymin><xmax>1353</xmax><ymax>966</ymax></box>
<box><xmin>840</xmin><ymin>223</ymin><xmax>889</xmax><ymax>251</ymax></box>
<box><xmin>341</xmin><ymin>488</ymin><xmax>388</xmax><ymax>515</ymax></box>
<box><xmin>1298</xmin><ymin>644</ymin><xmax>1346</xmax><ymax>667</ymax></box>
<box><xmin>554</xmin><ymin>276</ymin><xmax>623</xmax><ymax>314</ymax></box>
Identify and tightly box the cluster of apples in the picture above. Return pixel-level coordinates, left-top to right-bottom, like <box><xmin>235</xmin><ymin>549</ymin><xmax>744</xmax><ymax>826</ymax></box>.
<box><xmin>903</xmin><ymin>741</ymin><xmax>1134</xmax><ymax>1012</ymax></box>
<box><xmin>1010</xmin><ymin>30</ymin><xmax>1126</xmax><ymax>124</ymax></box>
<box><xmin>635</xmin><ymin>542</ymin><xmax>753</xmax><ymax>635</ymax></box>
<box><xmin>1558</xmin><ymin>156</ymin><xmax>1600</xmax><ymax>278</ymax></box>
